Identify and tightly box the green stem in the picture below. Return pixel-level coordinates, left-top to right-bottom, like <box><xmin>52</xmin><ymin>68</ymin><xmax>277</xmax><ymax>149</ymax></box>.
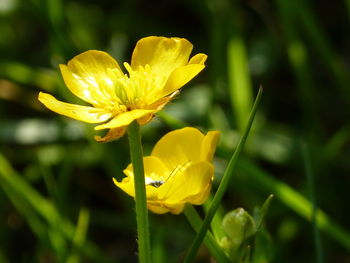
<box><xmin>127</xmin><ymin>121</ymin><xmax>151</xmax><ymax>263</ymax></box>
<box><xmin>184</xmin><ymin>88</ymin><xmax>262</xmax><ymax>263</ymax></box>
<box><xmin>183</xmin><ymin>205</ymin><xmax>230</xmax><ymax>263</ymax></box>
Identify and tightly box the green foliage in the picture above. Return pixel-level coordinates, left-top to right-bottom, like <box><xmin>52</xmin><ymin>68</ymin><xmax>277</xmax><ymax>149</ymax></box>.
<box><xmin>219</xmin><ymin>195</ymin><xmax>273</xmax><ymax>263</ymax></box>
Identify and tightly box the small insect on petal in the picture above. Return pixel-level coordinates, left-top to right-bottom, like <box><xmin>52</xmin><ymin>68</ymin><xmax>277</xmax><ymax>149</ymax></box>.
<box><xmin>114</xmin><ymin>127</ymin><xmax>220</xmax><ymax>214</ymax></box>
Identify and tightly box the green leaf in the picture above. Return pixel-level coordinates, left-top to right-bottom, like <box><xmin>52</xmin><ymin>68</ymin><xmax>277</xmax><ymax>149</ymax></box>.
<box><xmin>255</xmin><ymin>194</ymin><xmax>274</xmax><ymax>232</ymax></box>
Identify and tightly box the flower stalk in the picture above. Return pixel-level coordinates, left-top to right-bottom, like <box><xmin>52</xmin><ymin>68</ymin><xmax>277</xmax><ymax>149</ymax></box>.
<box><xmin>127</xmin><ymin>121</ymin><xmax>151</xmax><ymax>263</ymax></box>
<box><xmin>183</xmin><ymin>205</ymin><xmax>230</xmax><ymax>263</ymax></box>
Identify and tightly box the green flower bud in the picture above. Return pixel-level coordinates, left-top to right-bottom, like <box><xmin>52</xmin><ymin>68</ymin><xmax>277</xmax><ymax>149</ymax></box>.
<box><xmin>220</xmin><ymin>208</ymin><xmax>256</xmax><ymax>260</ymax></box>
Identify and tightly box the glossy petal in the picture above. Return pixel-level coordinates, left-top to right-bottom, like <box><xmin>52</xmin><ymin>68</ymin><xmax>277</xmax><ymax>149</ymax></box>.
<box><xmin>160</xmin><ymin>64</ymin><xmax>206</xmax><ymax>97</ymax></box>
<box><xmin>38</xmin><ymin>92</ymin><xmax>112</xmax><ymax>123</ymax></box>
<box><xmin>131</xmin><ymin>36</ymin><xmax>193</xmax><ymax>77</ymax></box>
<box><xmin>95</xmin><ymin>109</ymin><xmax>155</xmax><ymax>130</ymax></box>
<box><xmin>124</xmin><ymin>156</ymin><xmax>169</xmax><ymax>182</ymax></box>
<box><xmin>158</xmin><ymin>162</ymin><xmax>213</xmax><ymax>205</ymax></box>
<box><xmin>188</xmin><ymin>184</ymin><xmax>211</xmax><ymax>205</ymax></box>
<box><xmin>189</xmin><ymin>53</ymin><xmax>208</xmax><ymax>65</ymax></box>
<box><xmin>146</xmin><ymin>94</ymin><xmax>173</xmax><ymax>111</ymax></box>
<box><xmin>62</xmin><ymin>50</ymin><xmax>123</xmax><ymax>106</ymax></box>
<box><xmin>201</xmin><ymin>131</ymin><xmax>221</xmax><ymax>162</ymax></box>
<box><xmin>113</xmin><ymin>177</ymin><xmax>159</xmax><ymax>201</ymax></box>
<box><xmin>113</xmin><ymin>177</ymin><xmax>134</xmax><ymax>197</ymax></box>
<box><xmin>151</xmin><ymin>127</ymin><xmax>205</xmax><ymax>169</ymax></box>
<box><xmin>118</xmin><ymin>156</ymin><xmax>168</xmax><ymax>200</ymax></box>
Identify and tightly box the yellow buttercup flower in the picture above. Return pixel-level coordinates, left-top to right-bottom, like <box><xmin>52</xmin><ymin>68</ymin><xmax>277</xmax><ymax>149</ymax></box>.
<box><xmin>114</xmin><ymin>127</ymin><xmax>220</xmax><ymax>214</ymax></box>
<box><xmin>38</xmin><ymin>36</ymin><xmax>207</xmax><ymax>142</ymax></box>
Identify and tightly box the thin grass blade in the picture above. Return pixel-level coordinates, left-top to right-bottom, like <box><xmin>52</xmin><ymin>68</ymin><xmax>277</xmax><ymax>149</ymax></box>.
<box><xmin>238</xmin><ymin>158</ymin><xmax>350</xmax><ymax>251</ymax></box>
<box><xmin>183</xmin><ymin>87</ymin><xmax>263</xmax><ymax>263</ymax></box>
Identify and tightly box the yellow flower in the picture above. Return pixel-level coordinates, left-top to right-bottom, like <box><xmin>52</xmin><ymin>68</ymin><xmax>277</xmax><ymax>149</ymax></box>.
<box><xmin>38</xmin><ymin>36</ymin><xmax>207</xmax><ymax>142</ymax></box>
<box><xmin>114</xmin><ymin>127</ymin><xmax>220</xmax><ymax>214</ymax></box>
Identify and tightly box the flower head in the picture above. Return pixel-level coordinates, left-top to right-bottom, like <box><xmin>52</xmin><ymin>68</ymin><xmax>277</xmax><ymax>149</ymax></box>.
<box><xmin>114</xmin><ymin>127</ymin><xmax>220</xmax><ymax>214</ymax></box>
<box><xmin>38</xmin><ymin>36</ymin><xmax>207</xmax><ymax>142</ymax></box>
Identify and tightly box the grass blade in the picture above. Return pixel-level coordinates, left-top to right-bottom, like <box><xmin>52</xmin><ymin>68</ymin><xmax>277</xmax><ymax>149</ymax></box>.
<box><xmin>0</xmin><ymin>153</ymin><xmax>113</xmax><ymax>263</ymax></box>
<box><xmin>228</xmin><ymin>33</ymin><xmax>253</xmax><ymax>133</ymax></box>
<box><xmin>238</xmin><ymin>158</ymin><xmax>350</xmax><ymax>251</ymax></box>
<box><xmin>183</xmin><ymin>87</ymin><xmax>262</xmax><ymax>263</ymax></box>
<box><xmin>301</xmin><ymin>142</ymin><xmax>324</xmax><ymax>263</ymax></box>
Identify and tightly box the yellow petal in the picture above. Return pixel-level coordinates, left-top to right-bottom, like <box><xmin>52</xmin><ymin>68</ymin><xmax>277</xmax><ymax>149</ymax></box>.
<box><xmin>188</xmin><ymin>184</ymin><xmax>211</xmax><ymax>205</ymax></box>
<box><xmin>113</xmin><ymin>177</ymin><xmax>135</xmax><ymax>198</ymax></box>
<box><xmin>146</xmin><ymin>95</ymin><xmax>173</xmax><ymax>111</ymax></box>
<box><xmin>59</xmin><ymin>65</ymin><xmax>99</xmax><ymax>105</ymax></box>
<box><xmin>94</xmin><ymin>109</ymin><xmax>155</xmax><ymax>130</ymax></box>
<box><xmin>63</xmin><ymin>50</ymin><xmax>123</xmax><ymax>106</ymax></box>
<box><xmin>147</xmin><ymin>203</ymin><xmax>171</xmax><ymax>214</ymax></box>
<box><xmin>151</xmin><ymin>127</ymin><xmax>205</xmax><ymax>169</ymax></box>
<box><xmin>137</xmin><ymin>113</ymin><xmax>154</xmax><ymax>125</ymax></box>
<box><xmin>200</xmin><ymin>131</ymin><xmax>220</xmax><ymax>162</ymax></box>
<box><xmin>124</xmin><ymin>156</ymin><xmax>169</xmax><ymax>183</ymax></box>
<box><xmin>119</xmin><ymin>156</ymin><xmax>168</xmax><ymax>200</ymax></box>
<box><xmin>166</xmin><ymin>203</ymin><xmax>186</xmax><ymax>214</ymax></box>
<box><xmin>159</xmin><ymin>63</ymin><xmax>206</xmax><ymax>97</ymax></box>
<box><xmin>131</xmin><ymin>36</ymin><xmax>193</xmax><ymax>77</ymax></box>
<box><xmin>94</xmin><ymin>127</ymin><xmax>126</xmax><ymax>142</ymax></box>
<box><xmin>38</xmin><ymin>92</ymin><xmax>112</xmax><ymax>123</ymax></box>
<box><xmin>113</xmin><ymin>177</ymin><xmax>159</xmax><ymax>200</ymax></box>
<box><xmin>147</xmin><ymin>201</ymin><xmax>185</xmax><ymax>215</ymax></box>
<box><xmin>158</xmin><ymin>161</ymin><xmax>213</xmax><ymax>205</ymax></box>
<box><xmin>188</xmin><ymin>53</ymin><xmax>208</xmax><ymax>65</ymax></box>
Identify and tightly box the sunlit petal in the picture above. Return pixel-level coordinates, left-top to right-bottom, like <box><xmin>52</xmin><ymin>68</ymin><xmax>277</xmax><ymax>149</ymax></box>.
<box><xmin>131</xmin><ymin>36</ymin><xmax>193</xmax><ymax>77</ymax></box>
<box><xmin>95</xmin><ymin>109</ymin><xmax>155</xmax><ymax>130</ymax></box>
<box><xmin>151</xmin><ymin>127</ymin><xmax>205</xmax><ymax>169</ymax></box>
<box><xmin>157</xmin><ymin>162</ymin><xmax>213</xmax><ymax>205</ymax></box>
<box><xmin>160</xmin><ymin>64</ymin><xmax>206</xmax><ymax>97</ymax></box>
<box><xmin>124</xmin><ymin>156</ymin><xmax>168</xmax><ymax>182</ymax></box>
<box><xmin>200</xmin><ymin>131</ymin><xmax>220</xmax><ymax>162</ymax></box>
<box><xmin>113</xmin><ymin>177</ymin><xmax>159</xmax><ymax>200</ymax></box>
<box><xmin>113</xmin><ymin>177</ymin><xmax>135</xmax><ymax>197</ymax></box>
<box><xmin>64</xmin><ymin>50</ymin><xmax>123</xmax><ymax>106</ymax></box>
<box><xmin>188</xmin><ymin>53</ymin><xmax>208</xmax><ymax>65</ymax></box>
<box><xmin>38</xmin><ymin>92</ymin><xmax>112</xmax><ymax>123</ymax></box>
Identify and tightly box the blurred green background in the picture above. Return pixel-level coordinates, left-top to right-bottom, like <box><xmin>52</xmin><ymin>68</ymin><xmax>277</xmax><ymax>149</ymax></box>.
<box><xmin>1</xmin><ymin>0</ymin><xmax>350</xmax><ymax>262</ymax></box>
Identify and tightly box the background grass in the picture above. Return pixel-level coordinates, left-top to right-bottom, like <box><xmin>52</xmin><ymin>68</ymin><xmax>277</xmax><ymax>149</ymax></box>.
<box><xmin>0</xmin><ymin>0</ymin><xmax>350</xmax><ymax>262</ymax></box>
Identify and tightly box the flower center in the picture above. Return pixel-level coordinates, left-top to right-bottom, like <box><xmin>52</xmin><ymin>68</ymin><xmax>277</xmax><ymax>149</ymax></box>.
<box><xmin>113</xmin><ymin>63</ymin><xmax>166</xmax><ymax>109</ymax></box>
<box><xmin>144</xmin><ymin>161</ymin><xmax>192</xmax><ymax>189</ymax></box>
